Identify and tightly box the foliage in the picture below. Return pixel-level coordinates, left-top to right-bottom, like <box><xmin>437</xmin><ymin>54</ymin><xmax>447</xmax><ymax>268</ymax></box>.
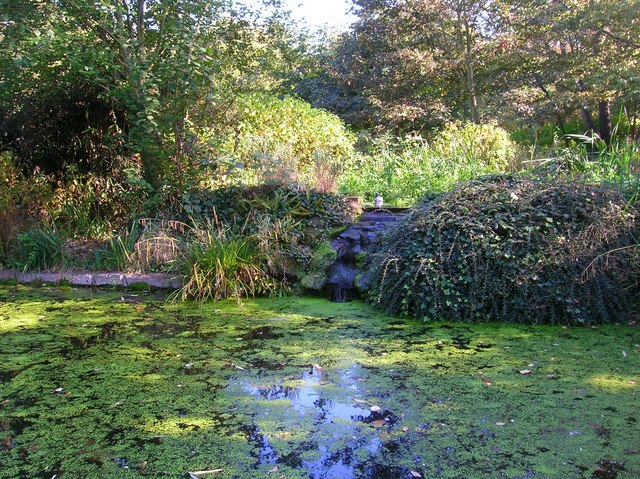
<box><xmin>492</xmin><ymin>0</ymin><xmax>640</xmax><ymax>140</ymax></box>
<box><xmin>316</xmin><ymin>0</ymin><xmax>497</xmax><ymax>130</ymax></box>
<box><xmin>47</xmin><ymin>167</ymin><xmax>144</xmax><ymax>239</ymax></box>
<box><xmin>175</xmin><ymin>224</ymin><xmax>278</xmax><ymax>303</ymax></box>
<box><xmin>0</xmin><ymin>153</ymin><xmax>52</xmax><ymax>261</ymax></box>
<box><xmin>534</xmin><ymin>132</ymin><xmax>640</xmax><ymax>198</ymax></box>
<box><xmin>181</xmin><ymin>183</ymin><xmax>351</xmax><ymax>239</ymax></box>
<box><xmin>339</xmin><ymin>123</ymin><xmax>518</xmax><ymax>205</ymax></box>
<box><xmin>101</xmin><ymin>221</ymin><xmax>142</xmax><ymax>272</ymax></box>
<box><xmin>253</xmin><ymin>213</ymin><xmax>304</xmax><ymax>281</ymax></box>
<box><xmin>366</xmin><ymin>175</ymin><xmax>639</xmax><ymax>324</ymax></box>
<box><xmin>14</xmin><ymin>226</ymin><xmax>67</xmax><ymax>272</ymax></box>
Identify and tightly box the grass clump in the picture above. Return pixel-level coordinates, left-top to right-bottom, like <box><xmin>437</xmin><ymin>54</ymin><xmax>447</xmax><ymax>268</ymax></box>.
<box><xmin>15</xmin><ymin>226</ymin><xmax>67</xmax><ymax>272</ymax></box>
<box><xmin>366</xmin><ymin>175</ymin><xmax>639</xmax><ymax>324</ymax></box>
<box><xmin>175</xmin><ymin>224</ymin><xmax>278</xmax><ymax>303</ymax></box>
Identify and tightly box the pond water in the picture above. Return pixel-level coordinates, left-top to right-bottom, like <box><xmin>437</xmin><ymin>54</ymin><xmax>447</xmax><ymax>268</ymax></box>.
<box><xmin>0</xmin><ymin>284</ymin><xmax>638</xmax><ymax>479</ymax></box>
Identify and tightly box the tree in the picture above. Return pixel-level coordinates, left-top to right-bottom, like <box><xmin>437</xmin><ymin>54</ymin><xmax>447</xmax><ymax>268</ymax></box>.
<box><xmin>0</xmin><ymin>0</ymin><xmax>295</xmax><ymax>188</ymax></box>
<box><xmin>496</xmin><ymin>0</ymin><xmax>640</xmax><ymax>142</ymax></box>
<box><xmin>312</xmin><ymin>0</ymin><xmax>501</xmax><ymax>131</ymax></box>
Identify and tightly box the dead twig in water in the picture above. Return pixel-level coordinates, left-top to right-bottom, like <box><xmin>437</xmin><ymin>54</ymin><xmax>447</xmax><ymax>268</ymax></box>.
<box><xmin>189</xmin><ymin>469</ymin><xmax>224</xmax><ymax>478</ymax></box>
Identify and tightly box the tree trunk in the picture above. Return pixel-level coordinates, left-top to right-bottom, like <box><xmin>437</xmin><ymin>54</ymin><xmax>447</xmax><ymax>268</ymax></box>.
<box><xmin>464</xmin><ymin>23</ymin><xmax>479</xmax><ymax>124</ymax></box>
<box><xmin>581</xmin><ymin>106</ymin><xmax>596</xmax><ymax>133</ymax></box>
<box><xmin>598</xmin><ymin>100</ymin><xmax>612</xmax><ymax>145</ymax></box>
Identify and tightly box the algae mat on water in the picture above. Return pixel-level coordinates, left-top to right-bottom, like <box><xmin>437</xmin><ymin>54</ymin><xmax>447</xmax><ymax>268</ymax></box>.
<box><xmin>0</xmin><ymin>283</ymin><xmax>638</xmax><ymax>479</ymax></box>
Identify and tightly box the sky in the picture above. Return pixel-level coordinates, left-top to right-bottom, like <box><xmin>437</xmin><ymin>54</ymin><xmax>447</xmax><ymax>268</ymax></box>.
<box><xmin>236</xmin><ymin>0</ymin><xmax>357</xmax><ymax>32</ymax></box>
<box><xmin>285</xmin><ymin>0</ymin><xmax>356</xmax><ymax>31</ymax></box>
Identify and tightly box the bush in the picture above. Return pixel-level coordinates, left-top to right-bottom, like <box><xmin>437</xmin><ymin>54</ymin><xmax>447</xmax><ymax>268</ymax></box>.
<box><xmin>0</xmin><ymin>152</ymin><xmax>52</xmax><ymax>261</ymax></box>
<box><xmin>199</xmin><ymin>93</ymin><xmax>356</xmax><ymax>189</ymax></box>
<box><xmin>366</xmin><ymin>175</ymin><xmax>639</xmax><ymax>324</ymax></box>
<box><xmin>535</xmin><ymin>133</ymin><xmax>640</xmax><ymax>199</ymax></box>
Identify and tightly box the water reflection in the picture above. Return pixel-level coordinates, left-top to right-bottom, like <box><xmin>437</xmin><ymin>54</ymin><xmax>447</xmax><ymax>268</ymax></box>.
<box><xmin>229</xmin><ymin>365</ymin><xmax>411</xmax><ymax>478</ymax></box>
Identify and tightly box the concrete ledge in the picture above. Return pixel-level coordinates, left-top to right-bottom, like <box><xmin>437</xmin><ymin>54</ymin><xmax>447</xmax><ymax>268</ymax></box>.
<box><xmin>0</xmin><ymin>269</ymin><xmax>183</xmax><ymax>290</ymax></box>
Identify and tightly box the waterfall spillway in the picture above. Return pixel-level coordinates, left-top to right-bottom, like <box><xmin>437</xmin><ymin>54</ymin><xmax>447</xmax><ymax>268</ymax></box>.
<box><xmin>327</xmin><ymin>208</ymin><xmax>405</xmax><ymax>302</ymax></box>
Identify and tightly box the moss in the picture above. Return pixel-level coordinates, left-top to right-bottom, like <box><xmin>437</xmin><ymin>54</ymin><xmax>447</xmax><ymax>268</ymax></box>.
<box><xmin>300</xmin><ymin>241</ymin><xmax>337</xmax><ymax>291</ymax></box>
<box><xmin>0</xmin><ymin>283</ymin><xmax>638</xmax><ymax>478</ymax></box>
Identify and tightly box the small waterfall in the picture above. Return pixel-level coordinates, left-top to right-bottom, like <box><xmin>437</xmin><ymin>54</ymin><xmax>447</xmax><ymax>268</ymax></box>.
<box><xmin>327</xmin><ymin>207</ymin><xmax>406</xmax><ymax>302</ymax></box>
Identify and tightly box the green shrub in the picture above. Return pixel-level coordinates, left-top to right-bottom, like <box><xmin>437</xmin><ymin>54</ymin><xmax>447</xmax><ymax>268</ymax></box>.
<box><xmin>198</xmin><ymin>93</ymin><xmax>356</xmax><ymax>189</ymax></box>
<box><xmin>16</xmin><ymin>226</ymin><xmax>67</xmax><ymax>272</ymax></box>
<box><xmin>175</xmin><ymin>226</ymin><xmax>278</xmax><ymax>303</ymax></box>
<box><xmin>366</xmin><ymin>175</ymin><xmax>639</xmax><ymax>324</ymax></box>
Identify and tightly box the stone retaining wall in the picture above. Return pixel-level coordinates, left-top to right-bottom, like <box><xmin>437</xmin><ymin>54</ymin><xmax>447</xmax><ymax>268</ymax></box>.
<box><xmin>0</xmin><ymin>269</ymin><xmax>183</xmax><ymax>289</ymax></box>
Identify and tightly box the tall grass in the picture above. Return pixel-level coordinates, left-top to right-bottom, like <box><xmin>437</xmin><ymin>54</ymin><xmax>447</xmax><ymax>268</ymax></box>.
<box><xmin>338</xmin><ymin>122</ymin><xmax>519</xmax><ymax>206</ymax></box>
<box><xmin>16</xmin><ymin>226</ymin><xmax>67</xmax><ymax>272</ymax></box>
<box><xmin>174</xmin><ymin>221</ymin><xmax>278</xmax><ymax>304</ymax></box>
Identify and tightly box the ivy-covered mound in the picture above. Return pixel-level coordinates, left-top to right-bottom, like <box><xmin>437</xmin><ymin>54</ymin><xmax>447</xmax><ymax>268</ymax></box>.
<box><xmin>366</xmin><ymin>175</ymin><xmax>639</xmax><ymax>324</ymax></box>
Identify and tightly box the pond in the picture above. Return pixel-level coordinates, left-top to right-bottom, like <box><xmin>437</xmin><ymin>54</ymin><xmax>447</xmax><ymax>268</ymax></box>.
<box><xmin>0</xmin><ymin>283</ymin><xmax>638</xmax><ymax>478</ymax></box>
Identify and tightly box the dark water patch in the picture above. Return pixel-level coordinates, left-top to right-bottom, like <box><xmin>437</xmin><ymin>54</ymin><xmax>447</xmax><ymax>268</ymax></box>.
<box><xmin>173</xmin><ymin>314</ymin><xmax>204</xmax><ymax>335</ymax></box>
<box><xmin>359</xmin><ymin>463</ymin><xmax>422</xmax><ymax>479</ymax></box>
<box><xmin>85</xmin><ymin>454</ymin><xmax>104</xmax><ymax>466</ymax></box>
<box><xmin>13</xmin><ymin>396</ymin><xmax>38</xmax><ymax>408</ymax></box>
<box><xmin>138</xmin><ymin>320</ymin><xmax>189</xmax><ymax>338</ymax></box>
<box><xmin>69</xmin><ymin>335</ymin><xmax>99</xmax><ymax>349</ymax></box>
<box><xmin>0</xmin><ymin>370</ymin><xmax>20</xmax><ymax>382</ymax></box>
<box><xmin>1</xmin><ymin>417</ymin><xmax>33</xmax><ymax>437</ymax></box>
<box><xmin>307</xmin><ymin>316</ymin><xmax>337</xmax><ymax>326</ymax></box>
<box><xmin>240</xmin><ymin>424</ymin><xmax>278</xmax><ymax>466</ymax></box>
<box><xmin>592</xmin><ymin>458</ymin><xmax>625</xmax><ymax>478</ymax></box>
<box><xmin>255</xmin><ymin>384</ymin><xmax>300</xmax><ymax>400</ymax></box>
<box><xmin>136</xmin><ymin>435</ymin><xmax>164</xmax><ymax>449</ymax></box>
<box><xmin>474</xmin><ymin>342</ymin><xmax>493</xmax><ymax>351</ymax></box>
<box><xmin>247</xmin><ymin>357</ymin><xmax>289</xmax><ymax>372</ymax></box>
<box><xmin>242</xmin><ymin>326</ymin><xmax>282</xmax><ymax>340</ymax></box>
<box><xmin>452</xmin><ymin>335</ymin><xmax>471</xmax><ymax>350</ymax></box>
